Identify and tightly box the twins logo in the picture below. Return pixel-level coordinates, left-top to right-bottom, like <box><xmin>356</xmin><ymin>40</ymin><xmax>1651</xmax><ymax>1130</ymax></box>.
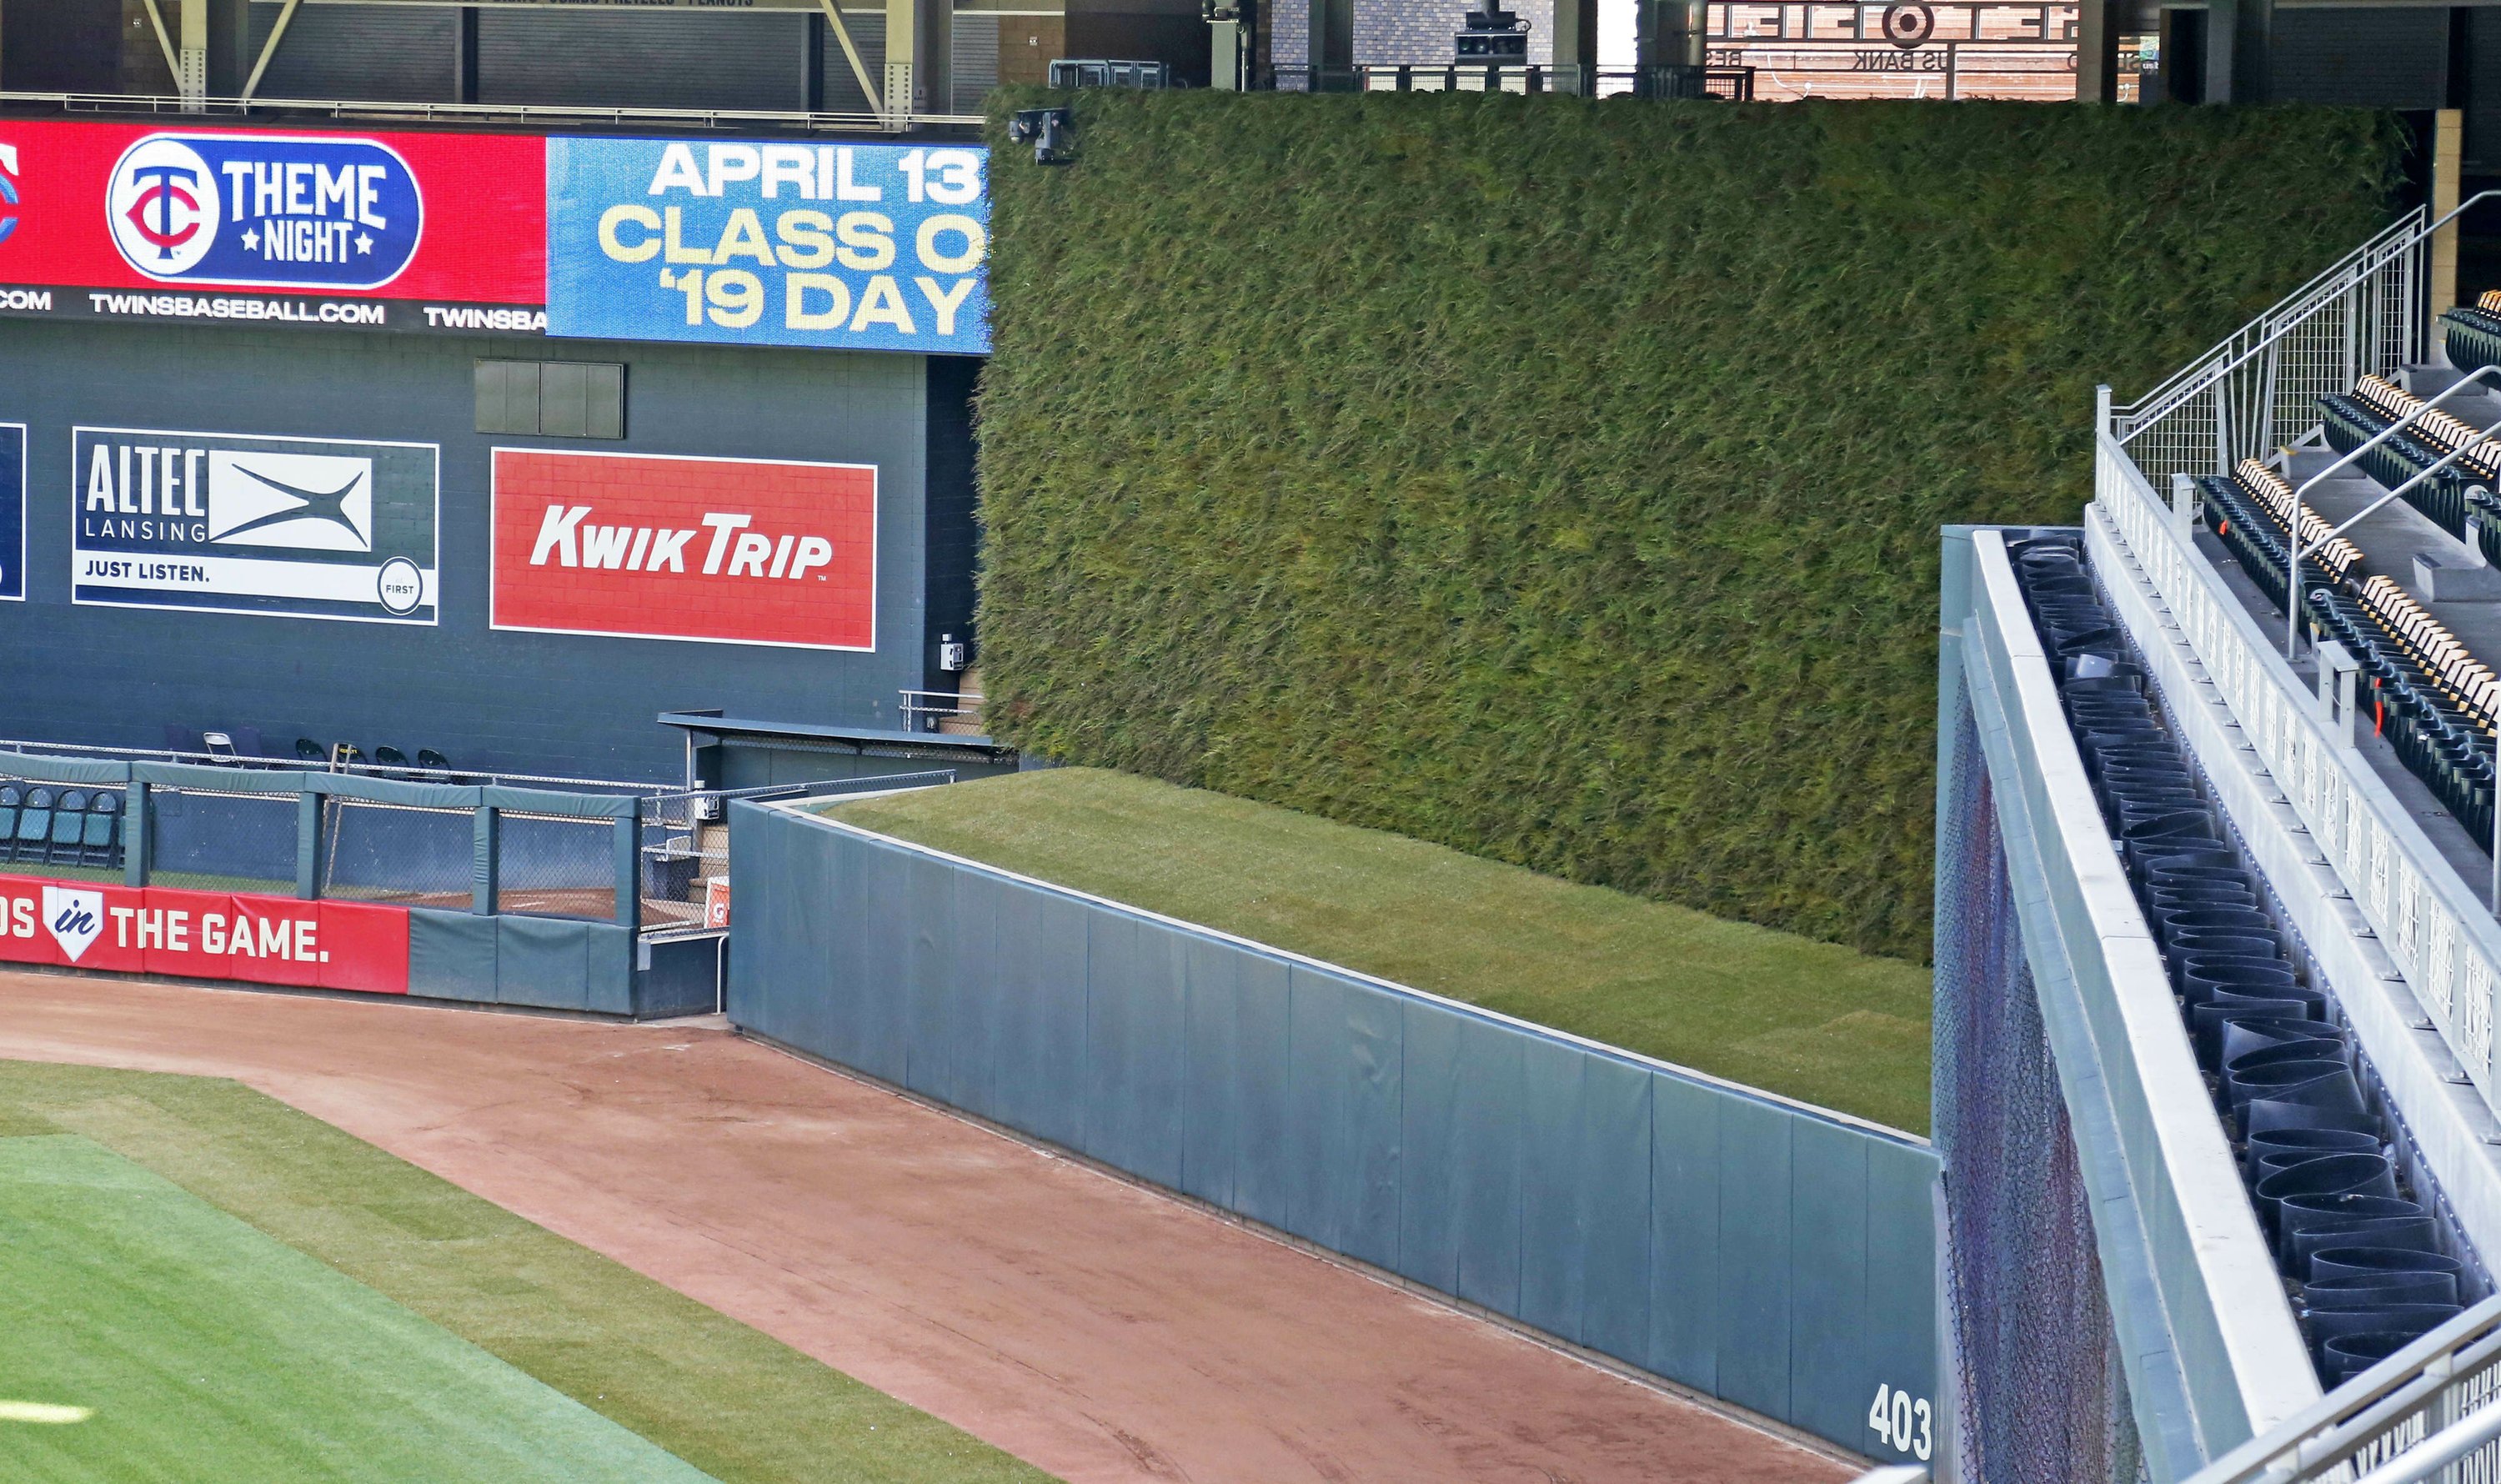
<box><xmin>40</xmin><ymin>885</ymin><xmax>101</xmax><ymax>964</ymax></box>
<box><xmin>106</xmin><ymin>133</ymin><xmax>423</xmax><ymax>290</ymax></box>
<box><xmin>0</xmin><ymin>143</ymin><xmax>18</xmax><ymax>246</ymax></box>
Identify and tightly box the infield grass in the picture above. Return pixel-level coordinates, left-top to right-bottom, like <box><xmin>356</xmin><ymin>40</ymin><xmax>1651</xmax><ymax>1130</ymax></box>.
<box><xmin>0</xmin><ymin>1060</ymin><xmax>1057</xmax><ymax>1484</ymax></box>
<box><xmin>829</xmin><ymin>768</ymin><xmax>1932</xmax><ymax>1132</ymax></box>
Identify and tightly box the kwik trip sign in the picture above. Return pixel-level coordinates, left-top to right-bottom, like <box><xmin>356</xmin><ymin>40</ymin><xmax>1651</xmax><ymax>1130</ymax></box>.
<box><xmin>73</xmin><ymin>427</ymin><xmax>440</xmax><ymax>624</ymax></box>
<box><xmin>0</xmin><ymin>119</ymin><xmax>989</xmax><ymax>353</ymax></box>
<box><xmin>492</xmin><ymin>449</ymin><xmax>877</xmax><ymax>649</ymax></box>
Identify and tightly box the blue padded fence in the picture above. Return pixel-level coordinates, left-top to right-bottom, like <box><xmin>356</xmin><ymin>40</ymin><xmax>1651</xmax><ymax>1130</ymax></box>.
<box><xmin>728</xmin><ymin>800</ymin><xmax>1942</xmax><ymax>1461</ymax></box>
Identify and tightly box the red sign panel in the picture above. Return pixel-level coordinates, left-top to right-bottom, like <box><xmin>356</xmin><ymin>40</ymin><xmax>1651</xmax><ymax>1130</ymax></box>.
<box><xmin>0</xmin><ymin>118</ymin><xmax>544</xmax><ymax>332</ymax></box>
<box><xmin>0</xmin><ymin>876</ymin><xmax>409</xmax><ymax>994</ymax></box>
<box><xmin>491</xmin><ymin>449</ymin><xmax>878</xmax><ymax>651</ymax></box>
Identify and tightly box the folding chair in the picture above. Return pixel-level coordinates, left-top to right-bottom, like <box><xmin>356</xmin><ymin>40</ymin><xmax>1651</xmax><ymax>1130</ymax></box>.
<box><xmin>13</xmin><ymin>790</ymin><xmax>53</xmax><ymax>863</ymax></box>
<box><xmin>81</xmin><ymin>794</ymin><xmax>120</xmax><ymax>870</ymax></box>
<box><xmin>46</xmin><ymin>792</ymin><xmax>85</xmax><ymax>865</ymax></box>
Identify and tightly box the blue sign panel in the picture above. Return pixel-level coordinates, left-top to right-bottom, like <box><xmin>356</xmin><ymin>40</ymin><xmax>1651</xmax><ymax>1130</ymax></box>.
<box><xmin>106</xmin><ymin>133</ymin><xmax>424</xmax><ymax>290</ymax></box>
<box><xmin>545</xmin><ymin>138</ymin><xmax>988</xmax><ymax>354</ymax></box>
<box><xmin>0</xmin><ymin>424</ymin><xmax>21</xmax><ymax>601</ymax></box>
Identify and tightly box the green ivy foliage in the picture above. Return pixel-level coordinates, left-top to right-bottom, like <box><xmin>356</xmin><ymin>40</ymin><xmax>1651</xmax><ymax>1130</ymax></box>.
<box><xmin>975</xmin><ymin>93</ymin><xmax>2400</xmax><ymax>960</ymax></box>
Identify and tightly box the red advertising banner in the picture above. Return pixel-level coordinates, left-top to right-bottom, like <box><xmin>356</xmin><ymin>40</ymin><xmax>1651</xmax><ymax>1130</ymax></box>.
<box><xmin>491</xmin><ymin>449</ymin><xmax>878</xmax><ymax>650</ymax></box>
<box><xmin>0</xmin><ymin>119</ymin><xmax>544</xmax><ymax>333</ymax></box>
<box><xmin>0</xmin><ymin>876</ymin><xmax>409</xmax><ymax>994</ymax></box>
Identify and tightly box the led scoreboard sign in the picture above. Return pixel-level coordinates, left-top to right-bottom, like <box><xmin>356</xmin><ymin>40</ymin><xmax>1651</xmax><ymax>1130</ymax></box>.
<box><xmin>0</xmin><ymin>120</ymin><xmax>990</xmax><ymax>355</ymax></box>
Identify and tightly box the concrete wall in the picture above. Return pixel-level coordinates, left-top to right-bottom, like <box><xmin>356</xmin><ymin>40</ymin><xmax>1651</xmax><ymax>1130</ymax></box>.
<box><xmin>0</xmin><ymin>318</ymin><xmax>962</xmax><ymax>782</ymax></box>
<box><xmin>729</xmin><ymin>799</ymin><xmax>1942</xmax><ymax>1461</ymax></box>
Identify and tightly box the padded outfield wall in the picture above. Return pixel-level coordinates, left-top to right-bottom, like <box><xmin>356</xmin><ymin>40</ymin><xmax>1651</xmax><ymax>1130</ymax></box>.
<box><xmin>729</xmin><ymin>797</ymin><xmax>1942</xmax><ymax>1462</ymax></box>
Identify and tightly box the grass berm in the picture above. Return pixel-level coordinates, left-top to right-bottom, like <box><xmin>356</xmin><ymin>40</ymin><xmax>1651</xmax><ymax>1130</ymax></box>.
<box><xmin>832</xmin><ymin>768</ymin><xmax>1932</xmax><ymax>1131</ymax></box>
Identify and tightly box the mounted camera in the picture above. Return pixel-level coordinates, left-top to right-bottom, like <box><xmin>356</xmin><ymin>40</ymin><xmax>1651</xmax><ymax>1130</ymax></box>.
<box><xmin>1455</xmin><ymin>3</ymin><xmax>1530</xmax><ymax>63</ymax></box>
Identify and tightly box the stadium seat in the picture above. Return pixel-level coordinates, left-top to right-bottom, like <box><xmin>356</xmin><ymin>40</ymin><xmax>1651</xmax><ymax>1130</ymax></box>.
<box><xmin>2318</xmin><ymin>375</ymin><xmax>2501</xmax><ymax>544</ymax></box>
<box><xmin>373</xmin><ymin>745</ymin><xmax>410</xmax><ymax>770</ymax></box>
<box><xmin>0</xmin><ymin>786</ymin><xmax>22</xmax><ymax>849</ymax></box>
<box><xmin>14</xmin><ymin>790</ymin><xmax>53</xmax><ymax>862</ymax></box>
<box><xmin>2440</xmin><ymin>289</ymin><xmax>2501</xmax><ymax>375</ymax></box>
<box><xmin>295</xmin><ymin>738</ymin><xmax>326</xmax><ymax>764</ymax></box>
<box><xmin>418</xmin><ymin>749</ymin><xmax>451</xmax><ymax>772</ymax></box>
<box><xmin>80</xmin><ymin>793</ymin><xmax>119</xmax><ymax>869</ymax></box>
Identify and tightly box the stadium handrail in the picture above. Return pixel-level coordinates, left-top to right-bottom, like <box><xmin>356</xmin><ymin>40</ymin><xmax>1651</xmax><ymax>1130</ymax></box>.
<box><xmin>0</xmin><ymin>90</ymin><xmax>983</xmax><ymax>133</ymax></box>
<box><xmin>2283</xmin><ymin>389</ymin><xmax>2501</xmax><ymax>659</ymax></box>
<box><xmin>2113</xmin><ymin>192</ymin><xmax>2501</xmax><ymax>475</ymax></box>
<box><xmin>2114</xmin><ymin>211</ymin><xmax>2427</xmax><ymax>443</ymax></box>
<box><xmin>2173</xmin><ymin>1296</ymin><xmax>2501</xmax><ymax>1484</ymax></box>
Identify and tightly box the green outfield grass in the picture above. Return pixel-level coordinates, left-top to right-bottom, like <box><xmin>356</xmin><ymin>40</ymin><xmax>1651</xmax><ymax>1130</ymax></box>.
<box><xmin>0</xmin><ymin>1135</ymin><xmax>717</xmax><ymax>1483</ymax></box>
<box><xmin>0</xmin><ymin>1061</ymin><xmax>1056</xmax><ymax>1484</ymax></box>
<box><xmin>828</xmin><ymin>769</ymin><xmax>1932</xmax><ymax>1133</ymax></box>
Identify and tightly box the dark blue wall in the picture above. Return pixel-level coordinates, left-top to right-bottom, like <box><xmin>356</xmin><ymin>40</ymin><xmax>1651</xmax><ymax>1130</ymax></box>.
<box><xmin>730</xmin><ymin>800</ymin><xmax>1943</xmax><ymax>1462</ymax></box>
<box><xmin>0</xmin><ymin>318</ymin><xmax>953</xmax><ymax>782</ymax></box>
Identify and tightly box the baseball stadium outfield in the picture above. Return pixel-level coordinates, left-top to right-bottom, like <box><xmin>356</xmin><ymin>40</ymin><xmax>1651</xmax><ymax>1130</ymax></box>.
<box><xmin>0</xmin><ymin>977</ymin><xmax>1842</xmax><ymax>1482</ymax></box>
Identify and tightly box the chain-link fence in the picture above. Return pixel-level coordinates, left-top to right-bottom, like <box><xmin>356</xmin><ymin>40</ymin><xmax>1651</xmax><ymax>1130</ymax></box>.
<box><xmin>320</xmin><ymin>799</ymin><xmax>474</xmax><ymax>909</ymax></box>
<box><xmin>499</xmin><ymin>811</ymin><xmax>619</xmax><ymax>922</ymax></box>
<box><xmin>638</xmin><ymin>791</ymin><xmax>723</xmax><ymax>934</ymax></box>
<box><xmin>1935</xmin><ymin>688</ymin><xmax>2144</xmax><ymax>1484</ymax></box>
<box><xmin>146</xmin><ymin>784</ymin><xmax>298</xmax><ymax>894</ymax></box>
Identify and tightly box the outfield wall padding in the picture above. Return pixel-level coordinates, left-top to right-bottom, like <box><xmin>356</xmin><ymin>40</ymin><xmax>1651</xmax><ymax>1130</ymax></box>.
<box><xmin>728</xmin><ymin>798</ymin><xmax>1942</xmax><ymax>1460</ymax></box>
<box><xmin>403</xmin><ymin>909</ymin><xmax>637</xmax><ymax>1014</ymax></box>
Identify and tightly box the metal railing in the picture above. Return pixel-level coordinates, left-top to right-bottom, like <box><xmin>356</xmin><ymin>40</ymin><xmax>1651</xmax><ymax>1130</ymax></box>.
<box><xmin>0</xmin><ymin>737</ymin><xmax>654</xmax><ymax>795</ymax></box>
<box><xmin>2097</xmin><ymin>432</ymin><xmax>2501</xmax><ymax>1113</ymax></box>
<box><xmin>2178</xmin><ymin>1297</ymin><xmax>2501</xmax><ymax>1484</ymax></box>
<box><xmin>2109</xmin><ymin>196</ymin><xmax>2501</xmax><ymax>484</ymax></box>
<box><xmin>1269</xmin><ymin>64</ymin><xmax>1756</xmax><ymax>99</ymax></box>
<box><xmin>636</xmin><ymin>770</ymin><xmax>956</xmax><ymax>935</ymax></box>
<box><xmin>898</xmin><ymin>689</ymin><xmax>986</xmax><ymax>735</ymax></box>
<box><xmin>0</xmin><ymin>89</ymin><xmax>983</xmax><ymax>136</ymax></box>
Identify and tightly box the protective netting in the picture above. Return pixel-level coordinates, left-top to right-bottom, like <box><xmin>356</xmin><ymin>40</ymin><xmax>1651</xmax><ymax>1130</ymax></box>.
<box><xmin>147</xmin><ymin>787</ymin><xmax>298</xmax><ymax>894</ymax></box>
<box><xmin>1935</xmin><ymin>686</ymin><xmax>2146</xmax><ymax>1484</ymax></box>
<box><xmin>497</xmin><ymin>813</ymin><xmax>617</xmax><ymax>922</ymax></box>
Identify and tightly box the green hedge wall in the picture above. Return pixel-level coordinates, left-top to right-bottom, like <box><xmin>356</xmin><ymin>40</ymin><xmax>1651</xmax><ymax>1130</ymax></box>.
<box><xmin>975</xmin><ymin>95</ymin><xmax>2401</xmax><ymax>960</ymax></box>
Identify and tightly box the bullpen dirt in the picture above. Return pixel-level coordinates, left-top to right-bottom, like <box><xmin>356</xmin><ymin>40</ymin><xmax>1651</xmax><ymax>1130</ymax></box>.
<box><xmin>0</xmin><ymin>972</ymin><xmax>1850</xmax><ymax>1484</ymax></box>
